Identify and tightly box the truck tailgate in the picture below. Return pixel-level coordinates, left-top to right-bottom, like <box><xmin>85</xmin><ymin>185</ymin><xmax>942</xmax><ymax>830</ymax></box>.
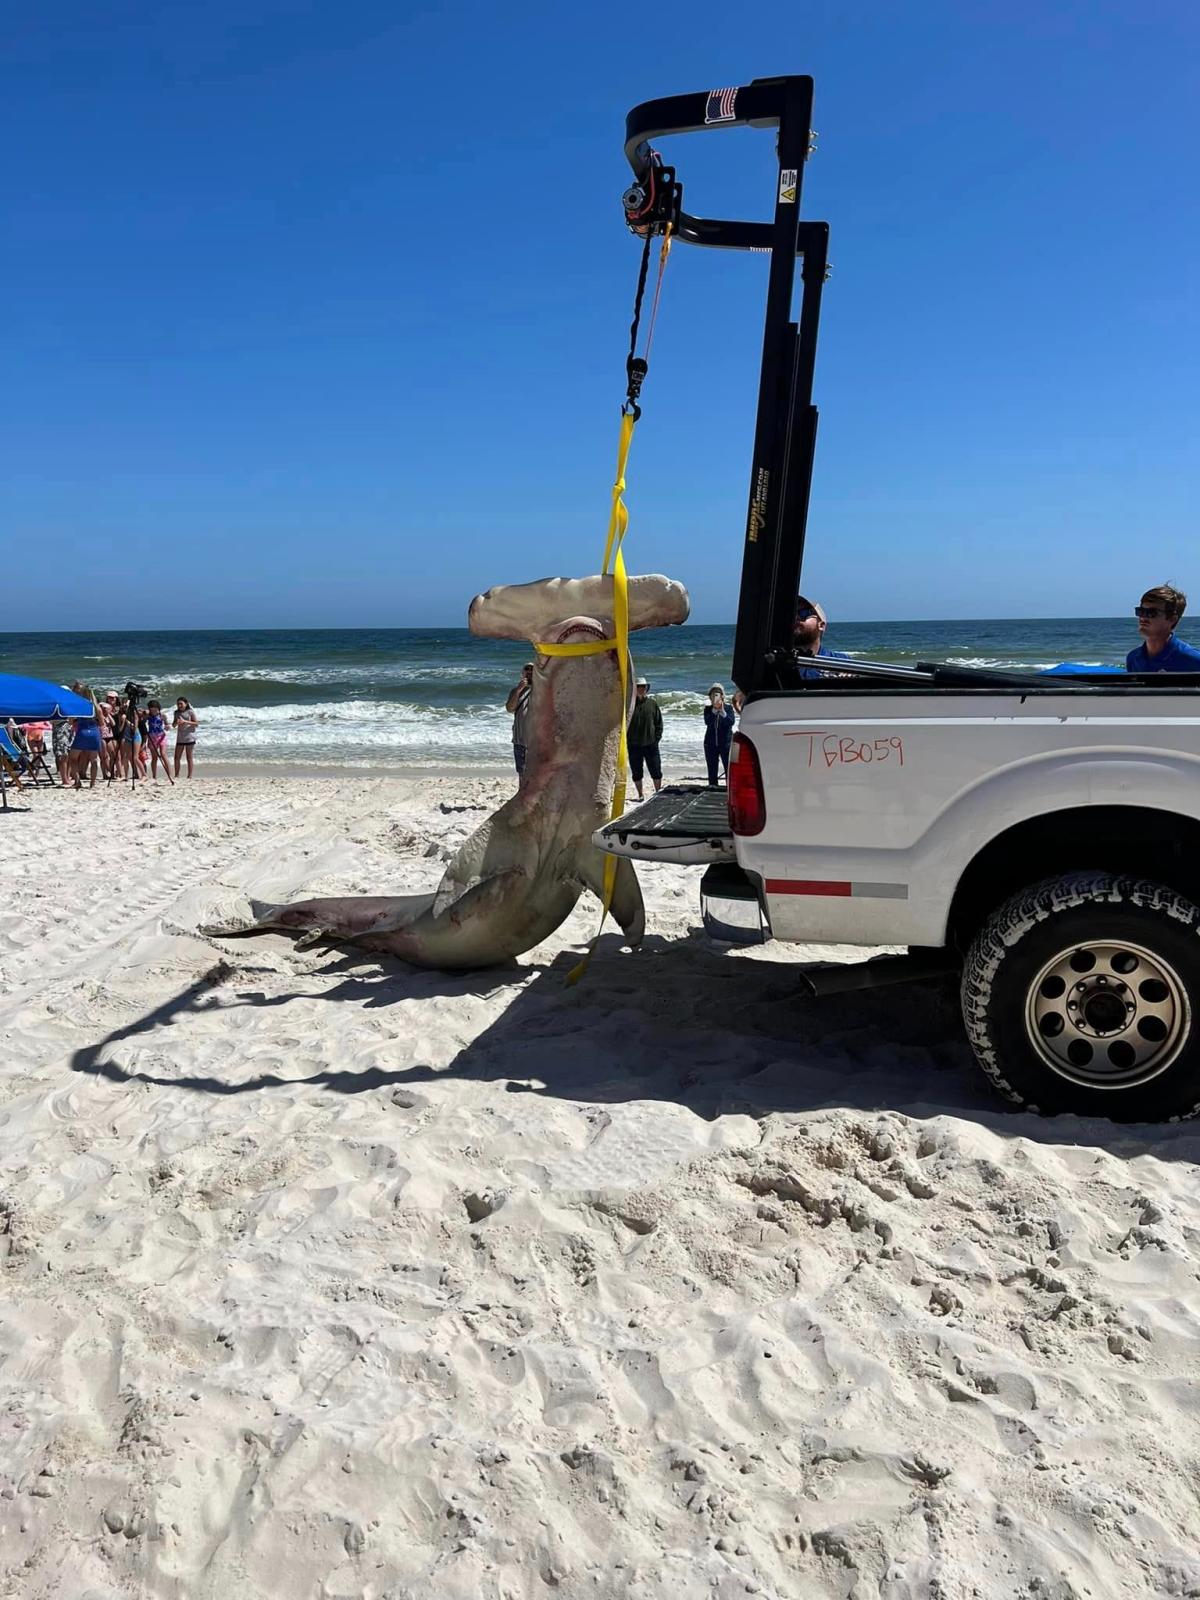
<box><xmin>594</xmin><ymin>784</ymin><xmax>735</xmax><ymax>864</ymax></box>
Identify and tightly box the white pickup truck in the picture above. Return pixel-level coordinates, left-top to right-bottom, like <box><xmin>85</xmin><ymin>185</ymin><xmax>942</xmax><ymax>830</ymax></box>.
<box><xmin>598</xmin><ymin>669</ymin><xmax>1200</xmax><ymax>1123</ymax></box>
<box><xmin>609</xmin><ymin>77</ymin><xmax>1200</xmax><ymax>1121</ymax></box>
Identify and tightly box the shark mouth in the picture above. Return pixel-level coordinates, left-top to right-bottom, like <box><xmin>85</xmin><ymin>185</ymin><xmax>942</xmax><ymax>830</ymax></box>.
<box><xmin>540</xmin><ymin>620</ymin><xmax>612</xmax><ymax>654</ymax></box>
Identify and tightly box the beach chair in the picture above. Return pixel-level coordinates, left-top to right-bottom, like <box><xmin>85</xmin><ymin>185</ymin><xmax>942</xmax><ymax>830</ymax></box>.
<box><xmin>0</xmin><ymin>730</ymin><xmax>27</xmax><ymax>811</ymax></box>
<box><xmin>0</xmin><ymin>726</ymin><xmax>29</xmax><ymax>772</ymax></box>
<box><xmin>2</xmin><ymin>725</ymin><xmax>54</xmax><ymax>787</ymax></box>
<box><xmin>26</xmin><ymin>741</ymin><xmax>57</xmax><ymax>786</ymax></box>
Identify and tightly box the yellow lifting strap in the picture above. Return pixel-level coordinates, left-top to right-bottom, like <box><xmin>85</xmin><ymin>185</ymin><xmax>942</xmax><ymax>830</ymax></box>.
<box><xmin>534</xmin><ymin>407</ymin><xmax>635</xmax><ymax>985</ymax></box>
<box><xmin>534</xmin><ymin>224</ymin><xmax>671</xmax><ymax>983</ymax></box>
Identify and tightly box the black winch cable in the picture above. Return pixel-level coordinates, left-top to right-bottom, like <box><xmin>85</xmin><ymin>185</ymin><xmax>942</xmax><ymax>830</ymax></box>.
<box><xmin>624</xmin><ymin>224</ymin><xmax>672</xmax><ymax>419</ymax></box>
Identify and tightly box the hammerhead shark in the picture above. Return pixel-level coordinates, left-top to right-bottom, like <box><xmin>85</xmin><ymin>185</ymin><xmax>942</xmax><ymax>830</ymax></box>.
<box><xmin>205</xmin><ymin>573</ymin><xmax>690</xmax><ymax>968</ymax></box>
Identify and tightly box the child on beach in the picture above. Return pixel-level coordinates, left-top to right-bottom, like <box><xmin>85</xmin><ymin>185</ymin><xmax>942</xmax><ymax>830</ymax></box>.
<box><xmin>114</xmin><ymin>701</ymin><xmax>140</xmax><ymax>779</ymax></box>
<box><xmin>173</xmin><ymin>698</ymin><xmax>199</xmax><ymax>777</ymax></box>
<box><xmin>95</xmin><ymin>694</ymin><xmax>115</xmax><ymax>777</ymax></box>
<box><xmin>145</xmin><ymin>700</ymin><xmax>175</xmax><ymax>784</ymax></box>
<box><xmin>52</xmin><ymin>717</ymin><xmax>75</xmax><ymax>785</ymax></box>
<box><xmin>136</xmin><ymin>706</ymin><xmax>151</xmax><ymax>776</ymax></box>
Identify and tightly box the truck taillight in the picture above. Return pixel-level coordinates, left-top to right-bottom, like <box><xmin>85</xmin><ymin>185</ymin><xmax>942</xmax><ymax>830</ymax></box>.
<box><xmin>728</xmin><ymin>732</ymin><xmax>765</xmax><ymax>836</ymax></box>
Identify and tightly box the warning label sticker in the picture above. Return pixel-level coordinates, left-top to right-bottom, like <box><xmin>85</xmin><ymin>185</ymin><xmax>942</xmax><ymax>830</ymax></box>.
<box><xmin>778</xmin><ymin>169</ymin><xmax>797</xmax><ymax>204</ymax></box>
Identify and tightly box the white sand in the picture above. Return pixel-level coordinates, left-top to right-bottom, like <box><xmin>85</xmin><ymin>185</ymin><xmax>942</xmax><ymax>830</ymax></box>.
<box><xmin>1</xmin><ymin>775</ymin><xmax>1198</xmax><ymax>1599</ymax></box>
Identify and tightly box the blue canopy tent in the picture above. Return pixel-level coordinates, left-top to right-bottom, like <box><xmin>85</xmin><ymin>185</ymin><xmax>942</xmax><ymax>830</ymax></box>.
<box><xmin>0</xmin><ymin>674</ymin><xmax>96</xmax><ymax>720</ymax></box>
<box><xmin>0</xmin><ymin>675</ymin><xmax>95</xmax><ymax>809</ymax></box>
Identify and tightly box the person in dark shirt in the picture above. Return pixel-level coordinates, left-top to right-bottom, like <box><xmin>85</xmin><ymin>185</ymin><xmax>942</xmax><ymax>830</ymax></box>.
<box><xmin>703</xmin><ymin>684</ymin><xmax>736</xmax><ymax>787</ymax></box>
<box><xmin>783</xmin><ymin>595</ymin><xmax>853</xmax><ymax>680</ymax></box>
<box><xmin>627</xmin><ymin>676</ymin><xmax>664</xmax><ymax>801</ymax></box>
<box><xmin>1127</xmin><ymin>585</ymin><xmax>1200</xmax><ymax>674</ymax></box>
<box><xmin>504</xmin><ymin>663</ymin><xmax>534</xmax><ymax>781</ymax></box>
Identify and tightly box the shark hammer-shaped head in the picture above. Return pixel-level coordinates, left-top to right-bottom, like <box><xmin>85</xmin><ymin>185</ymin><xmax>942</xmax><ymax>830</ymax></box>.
<box><xmin>467</xmin><ymin>574</ymin><xmax>690</xmax><ymax>643</ymax></box>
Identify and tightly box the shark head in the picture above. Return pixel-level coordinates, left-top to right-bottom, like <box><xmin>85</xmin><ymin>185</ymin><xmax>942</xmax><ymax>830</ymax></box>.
<box><xmin>467</xmin><ymin>574</ymin><xmax>689</xmax><ymax>643</ymax></box>
<box><xmin>468</xmin><ymin>574</ymin><xmax>690</xmax><ymax>792</ymax></box>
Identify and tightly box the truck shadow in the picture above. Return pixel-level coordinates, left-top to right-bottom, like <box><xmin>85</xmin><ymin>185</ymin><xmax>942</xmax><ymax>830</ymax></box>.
<box><xmin>438</xmin><ymin>938</ymin><xmax>1200</xmax><ymax>1159</ymax></box>
<box><xmin>429</xmin><ymin>938</ymin><xmax>1200</xmax><ymax>1155</ymax></box>
<box><xmin>67</xmin><ymin>933</ymin><xmax>1200</xmax><ymax>1161</ymax></box>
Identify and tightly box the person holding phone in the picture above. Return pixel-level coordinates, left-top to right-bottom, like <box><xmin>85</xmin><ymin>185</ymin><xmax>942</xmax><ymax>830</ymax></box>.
<box><xmin>703</xmin><ymin>683</ymin><xmax>736</xmax><ymax>788</ymax></box>
<box><xmin>505</xmin><ymin>663</ymin><xmax>534</xmax><ymax>781</ymax></box>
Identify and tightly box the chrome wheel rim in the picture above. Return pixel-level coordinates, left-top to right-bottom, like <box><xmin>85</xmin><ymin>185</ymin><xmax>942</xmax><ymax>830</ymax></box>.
<box><xmin>1025</xmin><ymin>939</ymin><xmax>1189</xmax><ymax>1089</ymax></box>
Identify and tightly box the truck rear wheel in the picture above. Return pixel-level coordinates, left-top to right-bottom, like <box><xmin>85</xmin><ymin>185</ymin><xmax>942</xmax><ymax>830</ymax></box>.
<box><xmin>962</xmin><ymin>872</ymin><xmax>1200</xmax><ymax>1121</ymax></box>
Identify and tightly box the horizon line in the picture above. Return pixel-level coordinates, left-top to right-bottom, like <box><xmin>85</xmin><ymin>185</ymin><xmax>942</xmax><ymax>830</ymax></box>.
<box><xmin>3</xmin><ymin>614</ymin><xmax>1142</xmax><ymax>637</ymax></box>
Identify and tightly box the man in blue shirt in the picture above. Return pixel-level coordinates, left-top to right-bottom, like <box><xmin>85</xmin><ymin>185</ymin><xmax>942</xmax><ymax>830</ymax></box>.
<box><xmin>734</xmin><ymin>595</ymin><xmax>852</xmax><ymax>707</ymax></box>
<box><xmin>788</xmin><ymin>595</ymin><xmax>853</xmax><ymax>681</ymax></box>
<box><xmin>780</xmin><ymin>595</ymin><xmax>857</xmax><ymax>681</ymax></box>
<box><xmin>1127</xmin><ymin>585</ymin><xmax>1200</xmax><ymax>674</ymax></box>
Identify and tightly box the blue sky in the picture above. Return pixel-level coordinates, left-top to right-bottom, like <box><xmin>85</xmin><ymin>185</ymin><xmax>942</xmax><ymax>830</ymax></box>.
<box><xmin>4</xmin><ymin>0</ymin><xmax>1197</xmax><ymax>627</ymax></box>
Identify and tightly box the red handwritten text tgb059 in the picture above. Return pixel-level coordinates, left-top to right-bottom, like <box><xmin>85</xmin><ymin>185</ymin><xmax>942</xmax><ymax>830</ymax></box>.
<box><xmin>786</xmin><ymin>732</ymin><xmax>906</xmax><ymax>769</ymax></box>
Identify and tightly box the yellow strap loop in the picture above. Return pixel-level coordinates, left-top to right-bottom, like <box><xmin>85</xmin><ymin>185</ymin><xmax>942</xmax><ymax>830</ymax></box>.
<box><xmin>564</xmin><ymin>408</ymin><xmax>636</xmax><ymax>986</ymax></box>
<box><xmin>534</xmin><ymin>637</ymin><xmax>618</xmax><ymax>657</ymax></box>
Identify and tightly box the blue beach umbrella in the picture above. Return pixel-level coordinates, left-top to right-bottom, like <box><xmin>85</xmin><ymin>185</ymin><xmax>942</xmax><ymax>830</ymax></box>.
<box><xmin>0</xmin><ymin>674</ymin><xmax>96</xmax><ymax>719</ymax></box>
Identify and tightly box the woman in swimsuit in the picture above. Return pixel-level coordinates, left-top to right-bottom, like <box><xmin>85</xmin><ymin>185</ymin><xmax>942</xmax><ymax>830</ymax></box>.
<box><xmin>113</xmin><ymin>701</ymin><xmax>140</xmax><ymax>779</ymax></box>
<box><xmin>111</xmin><ymin>703</ymin><xmax>127</xmax><ymax>776</ymax></box>
<box><xmin>135</xmin><ymin>707</ymin><xmax>150</xmax><ymax>777</ymax></box>
<box><xmin>98</xmin><ymin>691</ymin><xmax>120</xmax><ymax>778</ymax></box>
<box><xmin>70</xmin><ymin>690</ymin><xmax>103</xmax><ymax>789</ymax></box>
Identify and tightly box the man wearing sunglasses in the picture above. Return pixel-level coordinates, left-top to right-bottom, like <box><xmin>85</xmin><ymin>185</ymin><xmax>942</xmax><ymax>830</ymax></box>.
<box><xmin>780</xmin><ymin>595</ymin><xmax>851</xmax><ymax>682</ymax></box>
<box><xmin>1127</xmin><ymin>586</ymin><xmax>1200</xmax><ymax>673</ymax></box>
<box><xmin>734</xmin><ymin>594</ymin><xmax>849</xmax><ymax>707</ymax></box>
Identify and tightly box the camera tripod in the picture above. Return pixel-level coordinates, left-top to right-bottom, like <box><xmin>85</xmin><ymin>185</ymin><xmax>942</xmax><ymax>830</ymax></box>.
<box><xmin>105</xmin><ymin>682</ymin><xmax>150</xmax><ymax>791</ymax></box>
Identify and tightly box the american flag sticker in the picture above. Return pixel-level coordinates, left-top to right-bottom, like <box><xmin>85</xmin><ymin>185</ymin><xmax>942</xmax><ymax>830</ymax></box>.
<box><xmin>704</xmin><ymin>87</ymin><xmax>738</xmax><ymax>124</ymax></box>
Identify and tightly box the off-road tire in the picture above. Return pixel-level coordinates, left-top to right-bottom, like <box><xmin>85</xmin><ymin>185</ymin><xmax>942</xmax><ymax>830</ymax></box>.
<box><xmin>962</xmin><ymin>872</ymin><xmax>1200</xmax><ymax>1121</ymax></box>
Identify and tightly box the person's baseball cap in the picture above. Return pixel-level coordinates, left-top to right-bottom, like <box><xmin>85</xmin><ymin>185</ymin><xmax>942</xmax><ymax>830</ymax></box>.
<box><xmin>796</xmin><ymin>594</ymin><xmax>827</xmax><ymax>625</ymax></box>
<box><xmin>635</xmin><ymin>676</ymin><xmax>648</xmax><ymax>686</ymax></box>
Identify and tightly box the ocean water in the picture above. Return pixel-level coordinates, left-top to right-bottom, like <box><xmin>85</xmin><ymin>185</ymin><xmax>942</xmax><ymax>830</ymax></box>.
<box><xmin>2</xmin><ymin>619</ymin><xmax>1137</xmax><ymax>771</ymax></box>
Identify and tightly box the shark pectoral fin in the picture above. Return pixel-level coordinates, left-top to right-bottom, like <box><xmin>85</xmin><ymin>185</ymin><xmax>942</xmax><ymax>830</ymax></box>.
<box><xmin>572</xmin><ymin>845</ymin><xmax>645</xmax><ymax>947</ymax></box>
<box><xmin>394</xmin><ymin>867</ymin><xmax>542</xmax><ymax>969</ymax></box>
<box><xmin>198</xmin><ymin>897</ymin><xmax>283</xmax><ymax>937</ymax></box>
